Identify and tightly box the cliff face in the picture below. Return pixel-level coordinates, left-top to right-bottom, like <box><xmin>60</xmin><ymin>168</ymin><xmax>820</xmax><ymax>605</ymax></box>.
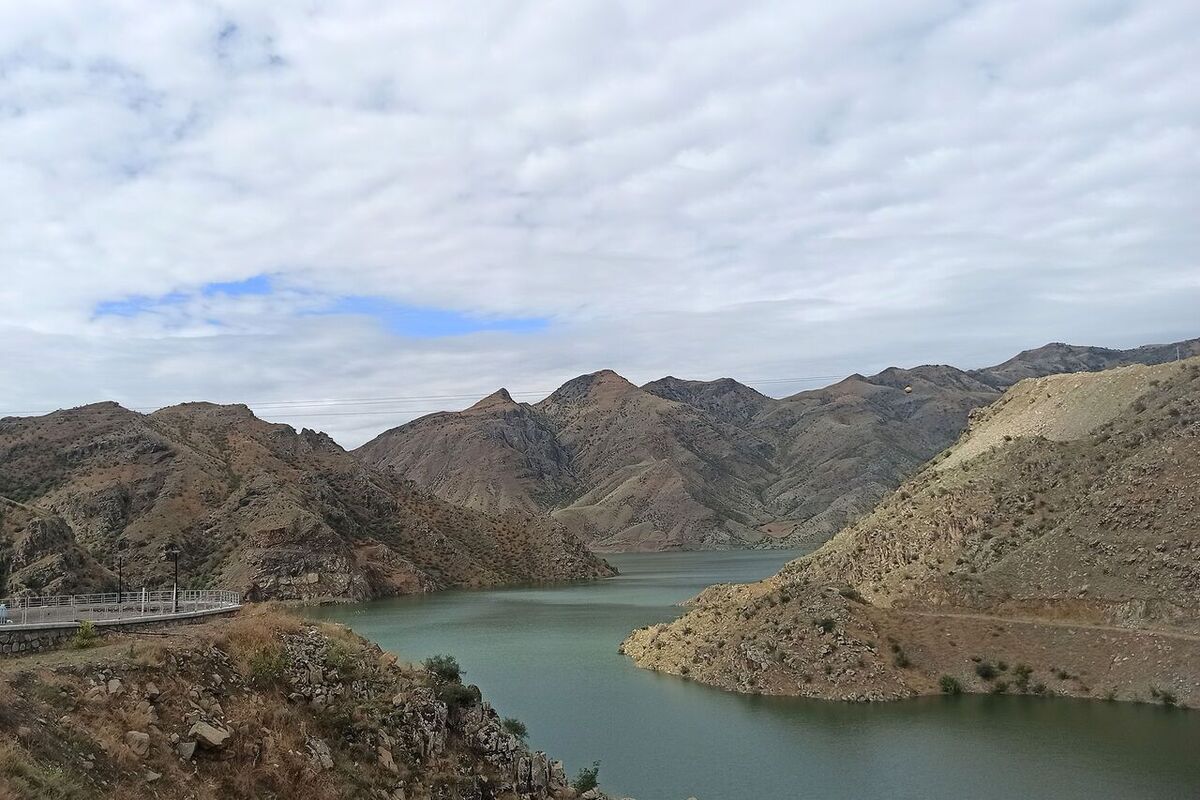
<box><xmin>0</xmin><ymin>608</ymin><xmax>610</xmax><ymax>799</ymax></box>
<box><xmin>622</xmin><ymin>358</ymin><xmax>1200</xmax><ymax>705</ymax></box>
<box><xmin>0</xmin><ymin>498</ymin><xmax>112</xmax><ymax>597</ymax></box>
<box><xmin>0</xmin><ymin>402</ymin><xmax>612</xmax><ymax>601</ymax></box>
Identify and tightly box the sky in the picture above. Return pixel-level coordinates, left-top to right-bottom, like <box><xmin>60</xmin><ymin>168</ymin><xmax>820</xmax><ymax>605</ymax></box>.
<box><xmin>1</xmin><ymin>1</ymin><xmax>1197</xmax><ymax>447</ymax></box>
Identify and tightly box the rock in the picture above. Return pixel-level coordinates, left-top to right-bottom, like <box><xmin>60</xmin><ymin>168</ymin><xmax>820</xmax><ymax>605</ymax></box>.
<box><xmin>16</xmin><ymin>726</ymin><xmax>32</xmax><ymax>740</ymax></box>
<box><xmin>124</xmin><ymin>730</ymin><xmax>150</xmax><ymax>758</ymax></box>
<box><xmin>188</xmin><ymin>721</ymin><xmax>231</xmax><ymax>749</ymax></box>
<box><xmin>377</xmin><ymin>744</ymin><xmax>398</xmax><ymax>773</ymax></box>
<box><xmin>145</xmin><ymin>771</ymin><xmax>162</xmax><ymax>783</ymax></box>
<box><xmin>176</xmin><ymin>741</ymin><xmax>197</xmax><ymax>760</ymax></box>
<box><xmin>307</xmin><ymin>737</ymin><xmax>334</xmax><ymax>771</ymax></box>
<box><xmin>107</xmin><ymin>678</ymin><xmax>123</xmax><ymax>696</ymax></box>
<box><xmin>144</xmin><ymin>682</ymin><xmax>161</xmax><ymax>700</ymax></box>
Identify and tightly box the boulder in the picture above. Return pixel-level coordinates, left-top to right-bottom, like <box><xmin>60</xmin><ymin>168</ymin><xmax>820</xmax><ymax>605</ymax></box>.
<box><xmin>377</xmin><ymin>745</ymin><xmax>398</xmax><ymax>773</ymax></box>
<box><xmin>176</xmin><ymin>741</ymin><xmax>197</xmax><ymax>760</ymax></box>
<box><xmin>124</xmin><ymin>730</ymin><xmax>150</xmax><ymax>758</ymax></box>
<box><xmin>188</xmin><ymin>721</ymin><xmax>231</xmax><ymax>749</ymax></box>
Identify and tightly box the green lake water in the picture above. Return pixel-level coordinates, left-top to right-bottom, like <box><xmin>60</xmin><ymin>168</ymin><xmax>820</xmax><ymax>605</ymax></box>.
<box><xmin>307</xmin><ymin>550</ymin><xmax>1200</xmax><ymax>800</ymax></box>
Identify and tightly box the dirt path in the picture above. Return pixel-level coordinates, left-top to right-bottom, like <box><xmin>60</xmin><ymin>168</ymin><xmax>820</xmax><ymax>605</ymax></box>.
<box><xmin>902</xmin><ymin>609</ymin><xmax>1200</xmax><ymax>643</ymax></box>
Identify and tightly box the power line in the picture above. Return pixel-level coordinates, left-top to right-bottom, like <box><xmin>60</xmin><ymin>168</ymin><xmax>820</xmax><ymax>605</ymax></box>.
<box><xmin>0</xmin><ymin>372</ymin><xmax>850</xmax><ymax>418</ymax></box>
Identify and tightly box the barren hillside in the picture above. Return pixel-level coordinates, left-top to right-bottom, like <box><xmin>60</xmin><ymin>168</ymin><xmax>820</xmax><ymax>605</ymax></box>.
<box><xmin>622</xmin><ymin>358</ymin><xmax>1200</xmax><ymax>705</ymax></box>
<box><xmin>0</xmin><ymin>402</ymin><xmax>613</xmax><ymax>601</ymax></box>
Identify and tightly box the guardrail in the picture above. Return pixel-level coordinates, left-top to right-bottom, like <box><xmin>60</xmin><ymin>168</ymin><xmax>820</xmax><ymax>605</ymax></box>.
<box><xmin>0</xmin><ymin>589</ymin><xmax>241</xmax><ymax>628</ymax></box>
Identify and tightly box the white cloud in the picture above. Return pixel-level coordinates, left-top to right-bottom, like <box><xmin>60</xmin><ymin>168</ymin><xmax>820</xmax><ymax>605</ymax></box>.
<box><xmin>0</xmin><ymin>0</ymin><xmax>1197</xmax><ymax>445</ymax></box>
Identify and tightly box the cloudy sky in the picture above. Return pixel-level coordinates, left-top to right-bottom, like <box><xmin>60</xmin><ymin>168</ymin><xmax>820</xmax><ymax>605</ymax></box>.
<box><xmin>1</xmin><ymin>1</ymin><xmax>1197</xmax><ymax>446</ymax></box>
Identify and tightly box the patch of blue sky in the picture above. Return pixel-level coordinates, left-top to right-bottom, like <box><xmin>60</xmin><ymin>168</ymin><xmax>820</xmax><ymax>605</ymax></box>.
<box><xmin>319</xmin><ymin>296</ymin><xmax>548</xmax><ymax>338</ymax></box>
<box><xmin>201</xmin><ymin>274</ymin><xmax>273</xmax><ymax>296</ymax></box>
<box><xmin>93</xmin><ymin>276</ymin><xmax>546</xmax><ymax>338</ymax></box>
<box><xmin>94</xmin><ymin>291</ymin><xmax>188</xmax><ymax>317</ymax></box>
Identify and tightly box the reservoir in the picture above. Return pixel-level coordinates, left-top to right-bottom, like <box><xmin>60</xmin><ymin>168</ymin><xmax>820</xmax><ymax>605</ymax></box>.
<box><xmin>308</xmin><ymin>550</ymin><xmax>1200</xmax><ymax>800</ymax></box>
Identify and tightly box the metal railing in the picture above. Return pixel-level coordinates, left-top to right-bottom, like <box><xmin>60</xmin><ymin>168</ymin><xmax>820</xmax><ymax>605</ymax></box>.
<box><xmin>0</xmin><ymin>588</ymin><xmax>241</xmax><ymax>628</ymax></box>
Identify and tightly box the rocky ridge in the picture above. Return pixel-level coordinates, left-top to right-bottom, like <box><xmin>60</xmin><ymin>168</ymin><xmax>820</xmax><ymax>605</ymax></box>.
<box><xmin>357</xmin><ymin>338</ymin><xmax>1199</xmax><ymax>551</ymax></box>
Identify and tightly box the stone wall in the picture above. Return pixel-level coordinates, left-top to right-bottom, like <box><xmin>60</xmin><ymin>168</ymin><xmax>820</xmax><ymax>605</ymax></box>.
<box><xmin>0</xmin><ymin>626</ymin><xmax>76</xmax><ymax>655</ymax></box>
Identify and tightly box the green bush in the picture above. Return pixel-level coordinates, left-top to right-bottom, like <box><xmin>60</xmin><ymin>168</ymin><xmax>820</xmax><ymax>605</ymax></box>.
<box><xmin>813</xmin><ymin>617</ymin><xmax>836</xmax><ymax>634</ymax></box>
<box><xmin>248</xmin><ymin>646</ymin><xmax>287</xmax><ymax>689</ymax></box>
<box><xmin>1150</xmin><ymin>687</ymin><xmax>1178</xmax><ymax>707</ymax></box>
<box><xmin>424</xmin><ymin>654</ymin><xmax>463</xmax><ymax>683</ymax></box>
<box><xmin>501</xmin><ymin>717</ymin><xmax>528</xmax><ymax>739</ymax></box>
<box><xmin>1013</xmin><ymin>663</ymin><xmax>1033</xmax><ymax>691</ymax></box>
<box><xmin>975</xmin><ymin>662</ymin><xmax>998</xmax><ymax>680</ymax></box>
<box><xmin>939</xmin><ymin>675</ymin><xmax>963</xmax><ymax>695</ymax></box>
<box><xmin>573</xmin><ymin>761</ymin><xmax>601</xmax><ymax>794</ymax></box>
<box><xmin>324</xmin><ymin>640</ymin><xmax>357</xmax><ymax>676</ymax></box>
<box><xmin>991</xmin><ymin>680</ymin><xmax>1009</xmax><ymax>695</ymax></box>
<box><xmin>71</xmin><ymin>620</ymin><xmax>99</xmax><ymax>650</ymax></box>
<box><xmin>437</xmin><ymin>682</ymin><xmax>480</xmax><ymax>709</ymax></box>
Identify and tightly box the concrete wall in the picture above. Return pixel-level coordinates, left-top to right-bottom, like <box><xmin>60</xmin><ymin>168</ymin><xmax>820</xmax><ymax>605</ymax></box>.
<box><xmin>0</xmin><ymin>605</ymin><xmax>240</xmax><ymax>657</ymax></box>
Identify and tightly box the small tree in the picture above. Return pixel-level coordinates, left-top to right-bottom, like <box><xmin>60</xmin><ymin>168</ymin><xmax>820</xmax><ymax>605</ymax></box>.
<box><xmin>71</xmin><ymin>620</ymin><xmax>99</xmax><ymax>649</ymax></box>
<box><xmin>573</xmin><ymin>761</ymin><xmax>601</xmax><ymax>794</ymax></box>
<box><xmin>939</xmin><ymin>675</ymin><xmax>963</xmax><ymax>695</ymax></box>
<box><xmin>501</xmin><ymin>717</ymin><xmax>528</xmax><ymax>740</ymax></box>
<box><xmin>424</xmin><ymin>654</ymin><xmax>463</xmax><ymax>683</ymax></box>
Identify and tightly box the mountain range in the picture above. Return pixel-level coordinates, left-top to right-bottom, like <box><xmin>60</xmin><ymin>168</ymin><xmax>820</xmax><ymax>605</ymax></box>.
<box><xmin>0</xmin><ymin>402</ymin><xmax>612</xmax><ymax>601</ymax></box>
<box><xmin>356</xmin><ymin>338</ymin><xmax>1200</xmax><ymax>551</ymax></box>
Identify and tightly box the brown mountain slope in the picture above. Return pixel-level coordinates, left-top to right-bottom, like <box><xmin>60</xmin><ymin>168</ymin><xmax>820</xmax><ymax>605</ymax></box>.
<box><xmin>355</xmin><ymin>338</ymin><xmax>1198</xmax><ymax>552</ymax></box>
<box><xmin>362</xmin><ymin>371</ymin><xmax>781</xmax><ymax>551</ymax></box>
<box><xmin>622</xmin><ymin>358</ymin><xmax>1200</xmax><ymax>705</ymax></box>
<box><xmin>973</xmin><ymin>337</ymin><xmax>1200</xmax><ymax>388</ymax></box>
<box><xmin>0</xmin><ymin>402</ymin><xmax>612</xmax><ymax>601</ymax></box>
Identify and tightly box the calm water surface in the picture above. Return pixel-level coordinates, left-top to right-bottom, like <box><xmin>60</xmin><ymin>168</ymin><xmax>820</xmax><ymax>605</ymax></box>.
<box><xmin>308</xmin><ymin>551</ymin><xmax>1200</xmax><ymax>800</ymax></box>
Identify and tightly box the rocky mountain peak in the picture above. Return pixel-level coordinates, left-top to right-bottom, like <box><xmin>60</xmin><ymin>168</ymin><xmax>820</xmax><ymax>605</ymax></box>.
<box><xmin>466</xmin><ymin>387</ymin><xmax>519</xmax><ymax>412</ymax></box>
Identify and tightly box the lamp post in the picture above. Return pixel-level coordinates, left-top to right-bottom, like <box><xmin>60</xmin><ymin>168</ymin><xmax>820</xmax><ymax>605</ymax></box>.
<box><xmin>116</xmin><ymin>546</ymin><xmax>125</xmax><ymax>619</ymax></box>
<box><xmin>164</xmin><ymin>543</ymin><xmax>181</xmax><ymax>614</ymax></box>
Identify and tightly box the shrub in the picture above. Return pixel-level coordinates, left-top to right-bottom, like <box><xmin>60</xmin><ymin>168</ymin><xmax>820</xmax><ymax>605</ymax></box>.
<box><xmin>324</xmin><ymin>640</ymin><xmax>358</xmax><ymax>675</ymax></box>
<box><xmin>838</xmin><ymin>587</ymin><xmax>863</xmax><ymax>602</ymax></box>
<box><xmin>991</xmin><ymin>680</ymin><xmax>1009</xmax><ymax>695</ymax></box>
<box><xmin>247</xmin><ymin>646</ymin><xmax>287</xmax><ymax>689</ymax></box>
<box><xmin>893</xmin><ymin>649</ymin><xmax>911</xmax><ymax>669</ymax></box>
<box><xmin>1013</xmin><ymin>664</ymin><xmax>1033</xmax><ymax>691</ymax></box>
<box><xmin>1150</xmin><ymin>687</ymin><xmax>1178</xmax><ymax>707</ymax></box>
<box><xmin>573</xmin><ymin>761</ymin><xmax>601</xmax><ymax>794</ymax></box>
<box><xmin>501</xmin><ymin>717</ymin><xmax>528</xmax><ymax>739</ymax></box>
<box><xmin>71</xmin><ymin>620</ymin><xmax>99</xmax><ymax>649</ymax></box>
<box><xmin>438</xmin><ymin>682</ymin><xmax>481</xmax><ymax>709</ymax></box>
<box><xmin>975</xmin><ymin>662</ymin><xmax>998</xmax><ymax>681</ymax></box>
<box><xmin>939</xmin><ymin>675</ymin><xmax>963</xmax><ymax>695</ymax></box>
<box><xmin>814</xmin><ymin>617</ymin><xmax>835</xmax><ymax>634</ymax></box>
<box><xmin>424</xmin><ymin>654</ymin><xmax>463</xmax><ymax>683</ymax></box>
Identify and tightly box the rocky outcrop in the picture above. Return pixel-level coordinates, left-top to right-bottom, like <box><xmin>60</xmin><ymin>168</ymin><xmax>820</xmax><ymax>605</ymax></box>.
<box><xmin>0</xmin><ymin>497</ymin><xmax>112</xmax><ymax>596</ymax></box>
<box><xmin>0</xmin><ymin>608</ymin><xmax>628</xmax><ymax>799</ymax></box>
